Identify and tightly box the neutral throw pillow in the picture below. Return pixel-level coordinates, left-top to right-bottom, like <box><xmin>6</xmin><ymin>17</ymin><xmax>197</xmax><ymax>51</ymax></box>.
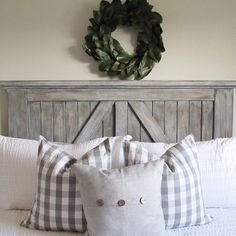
<box><xmin>22</xmin><ymin>135</ymin><xmax>131</xmax><ymax>232</ymax></box>
<box><xmin>0</xmin><ymin>135</ymin><xmax>39</xmax><ymax>210</ymax></box>
<box><xmin>0</xmin><ymin>135</ymin><xmax>109</xmax><ymax>210</ymax></box>
<box><xmin>72</xmin><ymin>160</ymin><xmax>166</xmax><ymax>236</ymax></box>
<box><xmin>125</xmin><ymin>135</ymin><xmax>212</xmax><ymax>229</ymax></box>
<box><xmin>133</xmin><ymin>137</ymin><xmax>236</xmax><ymax>208</ymax></box>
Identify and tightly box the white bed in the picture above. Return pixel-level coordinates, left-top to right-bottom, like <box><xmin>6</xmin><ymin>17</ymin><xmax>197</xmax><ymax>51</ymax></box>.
<box><xmin>0</xmin><ymin>81</ymin><xmax>235</xmax><ymax>235</ymax></box>
<box><xmin>0</xmin><ymin>208</ymin><xmax>236</xmax><ymax>236</ymax></box>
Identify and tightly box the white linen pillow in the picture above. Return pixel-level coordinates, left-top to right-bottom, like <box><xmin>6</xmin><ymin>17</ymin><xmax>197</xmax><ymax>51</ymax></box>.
<box><xmin>0</xmin><ymin>135</ymin><xmax>132</xmax><ymax>210</ymax></box>
<box><xmin>133</xmin><ymin>137</ymin><xmax>236</xmax><ymax>208</ymax></box>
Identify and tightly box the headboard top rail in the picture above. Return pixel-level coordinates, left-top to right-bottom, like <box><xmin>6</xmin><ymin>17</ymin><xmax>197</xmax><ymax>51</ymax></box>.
<box><xmin>0</xmin><ymin>80</ymin><xmax>236</xmax><ymax>89</ymax></box>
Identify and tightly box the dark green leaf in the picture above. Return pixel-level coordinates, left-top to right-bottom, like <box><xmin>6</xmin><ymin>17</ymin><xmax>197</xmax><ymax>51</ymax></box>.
<box><xmin>95</xmin><ymin>49</ymin><xmax>111</xmax><ymax>61</ymax></box>
<box><xmin>117</xmin><ymin>52</ymin><xmax>133</xmax><ymax>64</ymax></box>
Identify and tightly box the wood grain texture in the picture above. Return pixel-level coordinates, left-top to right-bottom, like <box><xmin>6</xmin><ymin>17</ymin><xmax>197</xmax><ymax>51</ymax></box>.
<box><xmin>53</xmin><ymin>102</ymin><xmax>65</xmax><ymax>142</ymax></box>
<box><xmin>202</xmin><ymin>101</ymin><xmax>214</xmax><ymax>141</ymax></box>
<box><xmin>129</xmin><ymin>101</ymin><xmax>169</xmax><ymax>142</ymax></box>
<box><xmin>115</xmin><ymin>102</ymin><xmax>128</xmax><ymax>136</ymax></box>
<box><xmin>214</xmin><ymin>89</ymin><xmax>233</xmax><ymax>138</ymax></box>
<box><xmin>2</xmin><ymin>80</ymin><xmax>236</xmax><ymax>89</ymax></box>
<box><xmin>41</xmin><ymin>102</ymin><xmax>53</xmax><ymax>141</ymax></box>
<box><xmin>164</xmin><ymin>101</ymin><xmax>177</xmax><ymax>142</ymax></box>
<box><xmin>27</xmin><ymin>89</ymin><xmax>214</xmax><ymax>101</ymax></box>
<box><xmin>153</xmin><ymin>101</ymin><xmax>165</xmax><ymax>131</ymax></box>
<box><xmin>103</xmin><ymin>104</ymin><xmax>114</xmax><ymax>137</ymax></box>
<box><xmin>128</xmin><ymin>103</ymin><xmax>140</xmax><ymax>141</ymax></box>
<box><xmin>189</xmin><ymin>101</ymin><xmax>202</xmax><ymax>141</ymax></box>
<box><xmin>8</xmin><ymin>89</ymin><xmax>28</xmax><ymax>138</ymax></box>
<box><xmin>4</xmin><ymin>82</ymin><xmax>235</xmax><ymax>142</ymax></box>
<box><xmin>73</xmin><ymin>101</ymin><xmax>114</xmax><ymax>143</ymax></box>
<box><xmin>177</xmin><ymin>101</ymin><xmax>189</xmax><ymax>141</ymax></box>
<box><xmin>140</xmin><ymin>102</ymin><xmax>153</xmax><ymax>142</ymax></box>
<box><xmin>65</xmin><ymin>102</ymin><xmax>78</xmax><ymax>143</ymax></box>
<box><xmin>28</xmin><ymin>102</ymin><xmax>41</xmax><ymax>140</ymax></box>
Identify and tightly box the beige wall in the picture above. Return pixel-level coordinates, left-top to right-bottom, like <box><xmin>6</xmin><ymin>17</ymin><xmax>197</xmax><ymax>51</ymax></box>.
<box><xmin>0</xmin><ymin>0</ymin><xmax>235</xmax><ymax>134</ymax></box>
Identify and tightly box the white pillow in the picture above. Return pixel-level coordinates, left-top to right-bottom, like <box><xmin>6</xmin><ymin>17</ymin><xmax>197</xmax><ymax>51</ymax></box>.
<box><xmin>133</xmin><ymin>137</ymin><xmax>236</xmax><ymax>208</ymax></box>
<box><xmin>0</xmin><ymin>135</ymin><xmax>132</xmax><ymax>210</ymax></box>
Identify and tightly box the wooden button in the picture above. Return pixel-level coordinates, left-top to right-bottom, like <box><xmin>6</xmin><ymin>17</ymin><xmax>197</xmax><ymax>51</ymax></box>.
<box><xmin>96</xmin><ymin>199</ymin><xmax>104</xmax><ymax>207</ymax></box>
<box><xmin>140</xmin><ymin>197</ymin><xmax>147</xmax><ymax>205</ymax></box>
<box><xmin>117</xmin><ymin>200</ymin><xmax>125</xmax><ymax>207</ymax></box>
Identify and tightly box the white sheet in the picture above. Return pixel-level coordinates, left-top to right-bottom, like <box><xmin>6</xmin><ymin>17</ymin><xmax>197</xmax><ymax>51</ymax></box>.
<box><xmin>167</xmin><ymin>208</ymin><xmax>236</xmax><ymax>236</ymax></box>
<box><xmin>0</xmin><ymin>208</ymin><xmax>235</xmax><ymax>236</ymax></box>
<box><xmin>0</xmin><ymin>210</ymin><xmax>86</xmax><ymax>236</ymax></box>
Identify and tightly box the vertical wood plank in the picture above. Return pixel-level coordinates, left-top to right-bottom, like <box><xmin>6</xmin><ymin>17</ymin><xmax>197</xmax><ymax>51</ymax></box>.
<box><xmin>28</xmin><ymin>102</ymin><xmax>41</xmax><ymax>140</ymax></box>
<box><xmin>115</xmin><ymin>102</ymin><xmax>128</xmax><ymax>136</ymax></box>
<box><xmin>90</xmin><ymin>102</ymin><xmax>103</xmax><ymax>139</ymax></box>
<box><xmin>41</xmin><ymin>102</ymin><xmax>53</xmax><ymax>141</ymax></box>
<box><xmin>103</xmin><ymin>105</ymin><xmax>114</xmax><ymax>137</ymax></box>
<box><xmin>202</xmin><ymin>101</ymin><xmax>214</xmax><ymax>140</ymax></box>
<box><xmin>128</xmin><ymin>103</ymin><xmax>140</xmax><ymax>141</ymax></box>
<box><xmin>8</xmin><ymin>90</ymin><xmax>28</xmax><ymax>138</ymax></box>
<box><xmin>177</xmin><ymin>101</ymin><xmax>189</xmax><ymax>141</ymax></box>
<box><xmin>214</xmin><ymin>89</ymin><xmax>233</xmax><ymax>138</ymax></box>
<box><xmin>77</xmin><ymin>102</ymin><xmax>90</xmax><ymax>131</ymax></box>
<box><xmin>165</xmin><ymin>101</ymin><xmax>177</xmax><ymax>142</ymax></box>
<box><xmin>65</xmin><ymin>102</ymin><xmax>78</xmax><ymax>143</ymax></box>
<box><xmin>140</xmin><ymin>102</ymin><xmax>152</xmax><ymax>142</ymax></box>
<box><xmin>153</xmin><ymin>101</ymin><xmax>165</xmax><ymax>131</ymax></box>
<box><xmin>189</xmin><ymin>101</ymin><xmax>202</xmax><ymax>141</ymax></box>
<box><xmin>53</xmin><ymin>102</ymin><xmax>65</xmax><ymax>142</ymax></box>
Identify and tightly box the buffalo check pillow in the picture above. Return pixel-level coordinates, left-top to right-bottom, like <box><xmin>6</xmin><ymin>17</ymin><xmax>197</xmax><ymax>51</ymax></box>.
<box><xmin>125</xmin><ymin>134</ymin><xmax>212</xmax><ymax>229</ymax></box>
<box><xmin>22</xmin><ymin>135</ymin><xmax>131</xmax><ymax>232</ymax></box>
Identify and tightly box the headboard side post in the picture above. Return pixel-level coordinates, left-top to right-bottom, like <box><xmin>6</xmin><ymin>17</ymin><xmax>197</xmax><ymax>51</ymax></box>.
<box><xmin>214</xmin><ymin>89</ymin><xmax>234</xmax><ymax>138</ymax></box>
<box><xmin>8</xmin><ymin>89</ymin><xmax>28</xmax><ymax>138</ymax></box>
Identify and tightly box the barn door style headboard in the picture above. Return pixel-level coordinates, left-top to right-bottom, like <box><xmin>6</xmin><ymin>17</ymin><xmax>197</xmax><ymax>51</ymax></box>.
<box><xmin>0</xmin><ymin>81</ymin><xmax>235</xmax><ymax>143</ymax></box>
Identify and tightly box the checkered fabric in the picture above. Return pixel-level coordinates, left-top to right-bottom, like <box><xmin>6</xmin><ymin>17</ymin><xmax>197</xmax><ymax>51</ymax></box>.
<box><xmin>125</xmin><ymin>135</ymin><xmax>212</xmax><ymax>229</ymax></box>
<box><xmin>22</xmin><ymin>136</ymin><xmax>112</xmax><ymax>232</ymax></box>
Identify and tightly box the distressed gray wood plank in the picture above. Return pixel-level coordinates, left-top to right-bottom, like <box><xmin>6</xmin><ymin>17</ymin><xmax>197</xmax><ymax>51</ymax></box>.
<box><xmin>65</xmin><ymin>102</ymin><xmax>78</xmax><ymax>143</ymax></box>
<box><xmin>74</xmin><ymin>101</ymin><xmax>114</xmax><ymax>143</ymax></box>
<box><xmin>115</xmin><ymin>102</ymin><xmax>128</xmax><ymax>136</ymax></box>
<box><xmin>214</xmin><ymin>89</ymin><xmax>234</xmax><ymax>138</ymax></box>
<box><xmin>202</xmin><ymin>101</ymin><xmax>214</xmax><ymax>141</ymax></box>
<box><xmin>103</xmin><ymin>104</ymin><xmax>114</xmax><ymax>137</ymax></box>
<box><xmin>177</xmin><ymin>101</ymin><xmax>189</xmax><ymax>141</ymax></box>
<box><xmin>140</xmin><ymin>102</ymin><xmax>152</xmax><ymax>142</ymax></box>
<box><xmin>153</xmin><ymin>101</ymin><xmax>165</xmax><ymax>131</ymax></box>
<box><xmin>27</xmin><ymin>89</ymin><xmax>215</xmax><ymax>101</ymax></box>
<box><xmin>53</xmin><ymin>102</ymin><xmax>65</xmax><ymax>142</ymax></box>
<box><xmin>128</xmin><ymin>103</ymin><xmax>141</xmax><ymax>141</ymax></box>
<box><xmin>2</xmin><ymin>80</ymin><xmax>236</xmax><ymax>89</ymax></box>
<box><xmin>189</xmin><ymin>101</ymin><xmax>202</xmax><ymax>141</ymax></box>
<box><xmin>77</xmin><ymin>102</ymin><xmax>90</xmax><ymax>132</ymax></box>
<box><xmin>90</xmin><ymin>102</ymin><xmax>103</xmax><ymax>139</ymax></box>
<box><xmin>129</xmin><ymin>101</ymin><xmax>169</xmax><ymax>142</ymax></box>
<box><xmin>28</xmin><ymin>102</ymin><xmax>41</xmax><ymax>140</ymax></box>
<box><xmin>41</xmin><ymin>102</ymin><xmax>53</xmax><ymax>141</ymax></box>
<box><xmin>165</xmin><ymin>101</ymin><xmax>177</xmax><ymax>142</ymax></box>
<box><xmin>8</xmin><ymin>89</ymin><xmax>28</xmax><ymax>138</ymax></box>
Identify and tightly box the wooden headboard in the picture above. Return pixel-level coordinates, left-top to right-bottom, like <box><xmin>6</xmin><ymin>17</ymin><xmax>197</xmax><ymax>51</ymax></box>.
<box><xmin>0</xmin><ymin>80</ymin><xmax>235</xmax><ymax>143</ymax></box>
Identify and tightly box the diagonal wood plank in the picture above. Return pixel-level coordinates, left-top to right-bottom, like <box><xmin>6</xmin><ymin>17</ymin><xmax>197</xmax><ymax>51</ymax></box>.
<box><xmin>129</xmin><ymin>101</ymin><xmax>170</xmax><ymax>142</ymax></box>
<box><xmin>73</xmin><ymin>101</ymin><xmax>114</xmax><ymax>143</ymax></box>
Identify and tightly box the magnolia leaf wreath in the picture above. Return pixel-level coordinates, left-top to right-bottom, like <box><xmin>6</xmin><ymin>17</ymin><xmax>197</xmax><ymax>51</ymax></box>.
<box><xmin>82</xmin><ymin>0</ymin><xmax>165</xmax><ymax>80</ymax></box>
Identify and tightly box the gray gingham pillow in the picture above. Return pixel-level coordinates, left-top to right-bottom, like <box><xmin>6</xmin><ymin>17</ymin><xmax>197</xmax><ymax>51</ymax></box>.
<box><xmin>21</xmin><ymin>136</ymin><xmax>116</xmax><ymax>232</ymax></box>
<box><xmin>125</xmin><ymin>135</ymin><xmax>212</xmax><ymax>229</ymax></box>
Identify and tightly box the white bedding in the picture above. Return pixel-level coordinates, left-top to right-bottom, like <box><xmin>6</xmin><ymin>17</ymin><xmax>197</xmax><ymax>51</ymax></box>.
<box><xmin>167</xmin><ymin>208</ymin><xmax>236</xmax><ymax>236</ymax></box>
<box><xmin>0</xmin><ymin>208</ymin><xmax>235</xmax><ymax>236</ymax></box>
<box><xmin>0</xmin><ymin>210</ymin><xmax>86</xmax><ymax>236</ymax></box>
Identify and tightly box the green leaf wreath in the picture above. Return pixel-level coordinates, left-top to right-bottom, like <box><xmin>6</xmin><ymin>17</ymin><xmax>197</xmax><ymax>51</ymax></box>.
<box><xmin>82</xmin><ymin>0</ymin><xmax>165</xmax><ymax>80</ymax></box>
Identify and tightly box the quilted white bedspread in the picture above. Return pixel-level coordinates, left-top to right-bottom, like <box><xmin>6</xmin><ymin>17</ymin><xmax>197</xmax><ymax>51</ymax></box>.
<box><xmin>167</xmin><ymin>208</ymin><xmax>236</xmax><ymax>236</ymax></box>
<box><xmin>0</xmin><ymin>208</ymin><xmax>235</xmax><ymax>236</ymax></box>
